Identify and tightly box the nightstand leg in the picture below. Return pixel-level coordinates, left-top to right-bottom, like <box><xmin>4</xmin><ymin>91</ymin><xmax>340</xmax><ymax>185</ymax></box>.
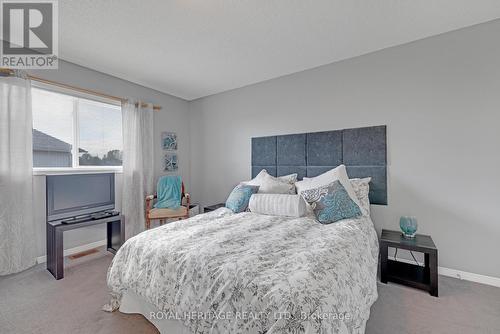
<box><xmin>380</xmin><ymin>243</ymin><xmax>388</xmax><ymax>284</ymax></box>
<box><xmin>429</xmin><ymin>251</ymin><xmax>439</xmax><ymax>297</ymax></box>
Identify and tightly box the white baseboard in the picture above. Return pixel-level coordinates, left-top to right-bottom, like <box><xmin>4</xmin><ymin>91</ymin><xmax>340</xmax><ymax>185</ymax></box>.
<box><xmin>438</xmin><ymin>267</ymin><xmax>500</xmax><ymax>288</ymax></box>
<box><xmin>388</xmin><ymin>256</ymin><xmax>500</xmax><ymax>288</ymax></box>
<box><xmin>36</xmin><ymin>239</ymin><xmax>107</xmax><ymax>264</ymax></box>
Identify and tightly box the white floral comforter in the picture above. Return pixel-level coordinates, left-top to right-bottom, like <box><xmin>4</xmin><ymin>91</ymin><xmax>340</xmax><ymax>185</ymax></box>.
<box><xmin>105</xmin><ymin>208</ymin><xmax>379</xmax><ymax>334</ymax></box>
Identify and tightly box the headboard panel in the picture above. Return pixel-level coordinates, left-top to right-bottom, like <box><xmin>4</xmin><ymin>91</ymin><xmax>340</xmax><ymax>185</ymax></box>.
<box><xmin>251</xmin><ymin>125</ymin><xmax>387</xmax><ymax>205</ymax></box>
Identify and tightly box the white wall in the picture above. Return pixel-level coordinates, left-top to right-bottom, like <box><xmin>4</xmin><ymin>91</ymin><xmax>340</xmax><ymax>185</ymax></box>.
<box><xmin>28</xmin><ymin>61</ymin><xmax>190</xmax><ymax>259</ymax></box>
<box><xmin>189</xmin><ymin>20</ymin><xmax>500</xmax><ymax>279</ymax></box>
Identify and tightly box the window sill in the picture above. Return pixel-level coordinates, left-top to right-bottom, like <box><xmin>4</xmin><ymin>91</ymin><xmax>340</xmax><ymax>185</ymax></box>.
<box><xmin>33</xmin><ymin>167</ymin><xmax>123</xmax><ymax>176</ymax></box>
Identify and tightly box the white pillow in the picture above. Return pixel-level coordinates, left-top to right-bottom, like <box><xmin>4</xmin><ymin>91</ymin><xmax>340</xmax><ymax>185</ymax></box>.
<box><xmin>243</xmin><ymin>170</ymin><xmax>296</xmax><ymax>194</ymax></box>
<box><xmin>250</xmin><ymin>169</ymin><xmax>267</xmax><ymax>182</ymax></box>
<box><xmin>295</xmin><ymin>165</ymin><xmax>361</xmax><ymax>207</ymax></box>
<box><xmin>277</xmin><ymin>173</ymin><xmax>298</xmax><ymax>184</ymax></box>
<box><xmin>248</xmin><ymin>194</ymin><xmax>306</xmax><ymax>217</ymax></box>
<box><xmin>249</xmin><ymin>169</ymin><xmax>298</xmax><ymax>184</ymax></box>
<box><xmin>350</xmin><ymin>177</ymin><xmax>371</xmax><ymax>216</ymax></box>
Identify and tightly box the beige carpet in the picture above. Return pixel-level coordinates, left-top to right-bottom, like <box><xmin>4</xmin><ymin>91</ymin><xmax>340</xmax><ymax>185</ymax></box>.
<box><xmin>1</xmin><ymin>249</ymin><xmax>499</xmax><ymax>334</ymax></box>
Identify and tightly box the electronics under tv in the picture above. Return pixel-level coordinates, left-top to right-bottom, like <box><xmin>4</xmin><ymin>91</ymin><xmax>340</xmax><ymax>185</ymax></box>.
<box><xmin>46</xmin><ymin>173</ymin><xmax>115</xmax><ymax>222</ymax></box>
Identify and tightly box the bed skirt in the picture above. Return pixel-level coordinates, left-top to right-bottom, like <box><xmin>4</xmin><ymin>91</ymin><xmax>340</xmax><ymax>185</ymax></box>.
<box><xmin>119</xmin><ymin>291</ymin><xmax>191</xmax><ymax>334</ymax></box>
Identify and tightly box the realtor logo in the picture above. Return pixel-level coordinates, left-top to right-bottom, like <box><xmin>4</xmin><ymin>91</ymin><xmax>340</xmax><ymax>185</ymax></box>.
<box><xmin>1</xmin><ymin>0</ymin><xmax>58</xmax><ymax>69</ymax></box>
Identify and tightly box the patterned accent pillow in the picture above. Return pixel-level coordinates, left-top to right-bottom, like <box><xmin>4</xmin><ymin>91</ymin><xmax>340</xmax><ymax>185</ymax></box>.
<box><xmin>301</xmin><ymin>180</ymin><xmax>362</xmax><ymax>224</ymax></box>
<box><xmin>225</xmin><ymin>184</ymin><xmax>260</xmax><ymax>213</ymax></box>
<box><xmin>350</xmin><ymin>177</ymin><xmax>371</xmax><ymax>216</ymax></box>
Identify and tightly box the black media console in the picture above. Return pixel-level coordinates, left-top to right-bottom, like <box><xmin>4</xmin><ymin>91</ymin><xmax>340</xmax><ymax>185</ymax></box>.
<box><xmin>46</xmin><ymin>214</ymin><xmax>124</xmax><ymax>280</ymax></box>
<box><xmin>61</xmin><ymin>210</ymin><xmax>120</xmax><ymax>224</ymax></box>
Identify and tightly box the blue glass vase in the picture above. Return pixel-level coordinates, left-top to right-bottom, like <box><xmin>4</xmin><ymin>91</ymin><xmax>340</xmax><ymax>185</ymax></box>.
<box><xmin>400</xmin><ymin>216</ymin><xmax>418</xmax><ymax>238</ymax></box>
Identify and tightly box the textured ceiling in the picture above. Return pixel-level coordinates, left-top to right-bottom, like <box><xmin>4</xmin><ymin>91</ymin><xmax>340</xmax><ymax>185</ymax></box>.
<box><xmin>58</xmin><ymin>1</ymin><xmax>500</xmax><ymax>100</ymax></box>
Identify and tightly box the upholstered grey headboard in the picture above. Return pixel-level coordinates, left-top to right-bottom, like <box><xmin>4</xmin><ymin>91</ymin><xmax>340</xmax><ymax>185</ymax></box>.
<box><xmin>251</xmin><ymin>125</ymin><xmax>387</xmax><ymax>205</ymax></box>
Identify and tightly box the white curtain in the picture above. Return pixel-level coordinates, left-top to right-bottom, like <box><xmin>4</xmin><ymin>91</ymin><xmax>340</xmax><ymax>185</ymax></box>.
<box><xmin>0</xmin><ymin>76</ymin><xmax>36</xmax><ymax>275</ymax></box>
<box><xmin>121</xmin><ymin>101</ymin><xmax>155</xmax><ymax>239</ymax></box>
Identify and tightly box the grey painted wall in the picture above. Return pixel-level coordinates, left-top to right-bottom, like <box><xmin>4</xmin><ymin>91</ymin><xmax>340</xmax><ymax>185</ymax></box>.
<box><xmin>28</xmin><ymin>60</ymin><xmax>190</xmax><ymax>259</ymax></box>
<box><xmin>189</xmin><ymin>20</ymin><xmax>500</xmax><ymax>279</ymax></box>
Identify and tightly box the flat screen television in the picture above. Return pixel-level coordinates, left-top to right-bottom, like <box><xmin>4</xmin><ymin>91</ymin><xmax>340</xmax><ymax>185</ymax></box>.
<box><xmin>46</xmin><ymin>173</ymin><xmax>115</xmax><ymax>222</ymax></box>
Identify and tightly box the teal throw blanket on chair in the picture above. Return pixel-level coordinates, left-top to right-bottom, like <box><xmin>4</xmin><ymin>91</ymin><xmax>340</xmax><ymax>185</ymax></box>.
<box><xmin>154</xmin><ymin>175</ymin><xmax>181</xmax><ymax>209</ymax></box>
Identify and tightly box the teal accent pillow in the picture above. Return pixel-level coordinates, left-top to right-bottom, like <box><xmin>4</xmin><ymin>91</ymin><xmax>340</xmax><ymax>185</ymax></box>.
<box><xmin>225</xmin><ymin>184</ymin><xmax>260</xmax><ymax>213</ymax></box>
<box><xmin>301</xmin><ymin>180</ymin><xmax>362</xmax><ymax>224</ymax></box>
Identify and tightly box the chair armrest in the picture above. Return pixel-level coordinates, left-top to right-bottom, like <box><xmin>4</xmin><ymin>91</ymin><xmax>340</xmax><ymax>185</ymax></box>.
<box><xmin>183</xmin><ymin>193</ymin><xmax>190</xmax><ymax>208</ymax></box>
<box><xmin>145</xmin><ymin>194</ymin><xmax>157</xmax><ymax>215</ymax></box>
<box><xmin>146</xmin><ymin>194</ymin><xmax>157</xmax><ymax>201</ymax></box>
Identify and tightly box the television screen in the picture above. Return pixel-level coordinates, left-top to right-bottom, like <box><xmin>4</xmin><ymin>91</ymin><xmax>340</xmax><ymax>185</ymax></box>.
<box><xmin>46</xmin><ymin>173</ymin><xmax>115</xmax><ymax>221</ymax></box>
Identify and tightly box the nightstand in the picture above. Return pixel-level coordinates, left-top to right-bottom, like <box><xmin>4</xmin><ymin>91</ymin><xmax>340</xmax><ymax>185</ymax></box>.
<box><xmin>203</xmin><ymin>203</ymin><xmax>225</xmax><ymax>213</ymax></box>
<box><xmin>380</xmin><ymin>229</ymin><xmax>438</xmax><ymax>297</ymax></box>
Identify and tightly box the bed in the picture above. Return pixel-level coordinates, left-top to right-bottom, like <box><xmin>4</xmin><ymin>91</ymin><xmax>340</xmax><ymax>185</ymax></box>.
<box><xmin>105</xmin><ymin>125</ymin><xmax>386</xmax><ymax>333</ymax></box>
<box><xmin>105</xmin><ymin>207</ymin><xmax>379</xmax><ymax>333</ymax></box>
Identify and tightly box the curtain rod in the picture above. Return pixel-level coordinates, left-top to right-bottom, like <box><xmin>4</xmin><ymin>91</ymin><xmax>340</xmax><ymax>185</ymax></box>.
<box><xmin>0</xmin><ymin>68</ymin><xmax>162</xmax><ymax>111</ymax></box>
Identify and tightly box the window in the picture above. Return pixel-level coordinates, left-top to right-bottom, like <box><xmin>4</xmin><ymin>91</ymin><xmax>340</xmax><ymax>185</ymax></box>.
<box><xmin>78</xmin><ymin>99</ymin><xmax>123</xmax><ymax>166</ymax></box>
<box><xmin>32</xmin><ymin>87</ymin><xmax>123</xmax><ymax>169</ymax></box>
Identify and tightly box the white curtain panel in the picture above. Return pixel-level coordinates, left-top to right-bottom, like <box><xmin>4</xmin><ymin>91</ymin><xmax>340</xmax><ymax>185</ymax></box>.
<box><xmin>0</xmin><ymin>77</ymin><xmax>36</xmax><ymax>275</ymax></box>
<box><xmin>121</xmin><ymin>102</ymin><xmax>155</xmax><ymax>239</ymax></box>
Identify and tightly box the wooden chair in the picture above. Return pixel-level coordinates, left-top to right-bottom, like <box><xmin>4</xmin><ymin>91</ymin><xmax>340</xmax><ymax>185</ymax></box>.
<box><xmin>145</xmin><ymin>182</ymin><xmax>190</xmax><ymax>229</ymax></box>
